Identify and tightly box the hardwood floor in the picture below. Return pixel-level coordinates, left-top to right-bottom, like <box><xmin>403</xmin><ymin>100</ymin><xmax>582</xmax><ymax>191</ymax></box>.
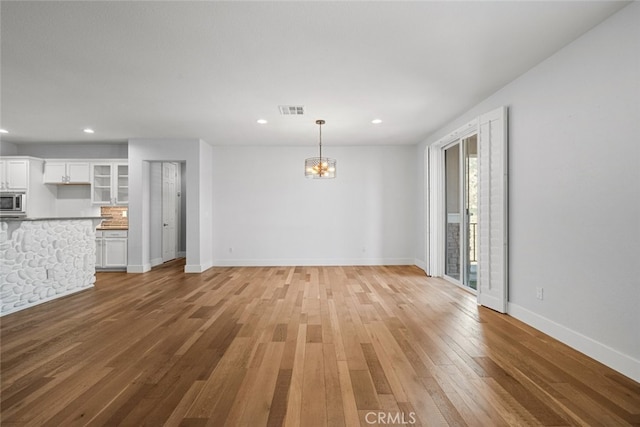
<box><xmin>1</xmin><ymin>260</ymin><xmax>639</xmax><ymax>426</ymax></box>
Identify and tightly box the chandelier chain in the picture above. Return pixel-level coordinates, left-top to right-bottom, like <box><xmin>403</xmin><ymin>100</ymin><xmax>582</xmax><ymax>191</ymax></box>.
<box><xmin>319</xmin><ymin>121</ymin><xmax>322</xmax><ymax>160</ymax></box>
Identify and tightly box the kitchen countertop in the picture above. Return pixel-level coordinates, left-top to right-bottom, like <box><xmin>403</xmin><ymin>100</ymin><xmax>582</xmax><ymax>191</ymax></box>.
<box><xmin>0</xmin><ymin>217</ymin><xmax>128</xmax><ymax>231</ymax></box>
<box><xmin>0</xmin><ymin>216</ymin><xmax>109</xmax><ymax>222</ymax></box>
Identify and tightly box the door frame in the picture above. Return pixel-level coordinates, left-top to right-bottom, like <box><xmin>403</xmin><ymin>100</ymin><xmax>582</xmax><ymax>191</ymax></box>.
<box><xmin>426</xmin><ymin>107</ymin><xmax>508</xmax><ymax>312</ymax></box>
<box><xmin>427</xmin><ymin>119</ymin><xmax>478</xmax><ymax>279</ymax></box>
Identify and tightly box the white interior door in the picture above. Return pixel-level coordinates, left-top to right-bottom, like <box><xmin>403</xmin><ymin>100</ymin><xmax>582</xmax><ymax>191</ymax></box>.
<box><xmin>162</xmin><ymin>162</ymin><xmax>178</xmax><ymax>262</ymax></box>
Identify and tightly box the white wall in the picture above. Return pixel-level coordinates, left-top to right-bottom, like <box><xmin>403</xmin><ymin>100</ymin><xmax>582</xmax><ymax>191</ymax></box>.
<box><xmin>128</xmin><ymin>138</ymin><xmax>212</xmax><ymax>273</ymax></box>
<box><xmin>0</xmin><ymin>141</ymin><xmax>18</xmax><ymax>156</ymax></box>
<box><xmin>416</xmin><ymin>3</ymin><xmax>640</xmax><ymax>381</ymax></box>
<box><xmin>180</xmin><ymin>163</ymin><xmax>187</xmax><ymax>254</ymax></box>
<box><xmin>149</xmin><ymin>162</ymin><xmax>163</xmax><ymax>266</ymax></box>
<box><xmin>212</xmin><ymin>145</ymin><xmax>416</xmax><ymax>266</ymax></box>
<box><xmin>25</xmin><ymin>158</ymin><xmax>57</xmax><ymax>218</ymax></box>
<box><xmin>199</xmin><ymin>141</ymin><xmax>214</xmax><ymax>270</ymax></box>
<box><xmin>54</xmin><ymin>185</ymin><xmax>100</xmax><ymax>217</ymax></box>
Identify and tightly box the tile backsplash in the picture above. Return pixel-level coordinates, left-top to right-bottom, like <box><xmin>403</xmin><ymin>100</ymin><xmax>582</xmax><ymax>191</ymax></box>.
<box><xmin>99</xmin><ymin>206</ymin><xmax>128</xmax><ymax>229</ymax></box>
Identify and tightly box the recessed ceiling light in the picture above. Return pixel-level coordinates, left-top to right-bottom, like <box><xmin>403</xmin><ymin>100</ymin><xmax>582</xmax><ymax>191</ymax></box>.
<box><xmin>256</xmin><ymin>119</ymin><xmax>268</xmax><ymax>124</ymax></box>
<box><xmin>371</xmin><ymin>119</ymin><xmax>383</xmax><ymax>124</ymax></box>
<box><xmin>0</xmin><ymin>129</ymin><xmax>8</xmax><ymax>134</ymax></box>
<box><xmin>83</xmin><ymin>128</ymin><xmax>95</xmax><ymax>134</ymax></box>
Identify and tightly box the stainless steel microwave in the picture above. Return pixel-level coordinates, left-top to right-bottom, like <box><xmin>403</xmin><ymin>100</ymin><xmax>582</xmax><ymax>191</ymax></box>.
<box><xmin>0</xmin><ymin>192</ymin><xmax>26</xmax><ymax>216</ymax></box>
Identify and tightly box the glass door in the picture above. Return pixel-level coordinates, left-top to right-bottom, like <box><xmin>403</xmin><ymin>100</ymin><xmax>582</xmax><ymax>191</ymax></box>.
<box><xmin>444</xmin><ymin>144</ymin><xmax>461</xmax><ymax>281</ymax></box>
<box><xmin>92</xmin><ymin>163</ymin><xmax>113</xmax><ymax>204</ymax></box>
<box><xmin>444</xmin><ymin>134</ymin><xmax>478</xmax><ymax>290</ymax></box>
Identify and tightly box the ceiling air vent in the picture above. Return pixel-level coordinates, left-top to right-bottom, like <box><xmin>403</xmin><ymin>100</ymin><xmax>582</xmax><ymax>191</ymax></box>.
<box><xmin>278</xmin><ymin>105</ymin><xmax>305</xmax><ymax>115</ymax></box>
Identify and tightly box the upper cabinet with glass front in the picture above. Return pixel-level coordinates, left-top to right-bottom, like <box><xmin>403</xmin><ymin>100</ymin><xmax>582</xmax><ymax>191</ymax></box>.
<box><xmin>116</xmin><ymin>164</ymin><xmax>128</xmax><ymax>204</ymax></box>
<box><xmin>91</xmin><ymin>162</ymin><xmax>128</xmax><ymax>205</ymax></box>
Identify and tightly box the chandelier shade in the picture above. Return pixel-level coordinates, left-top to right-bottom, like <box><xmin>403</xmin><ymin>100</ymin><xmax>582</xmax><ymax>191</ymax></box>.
<box><xmin>305</xmin><ymin>157</ymin><xmax>336</xmax><ymax>178</ymax></box>
<box><xmin>305</xmin><ymin>119</ymin><xmax>336</xmax><ymax>179</ymax></box>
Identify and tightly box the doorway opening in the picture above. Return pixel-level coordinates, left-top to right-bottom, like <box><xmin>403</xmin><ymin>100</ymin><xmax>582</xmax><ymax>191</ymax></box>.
<box><xmin>149</xmin><ymin>161</ymin><xmax>186</xmax><ymax>267</ymax></box>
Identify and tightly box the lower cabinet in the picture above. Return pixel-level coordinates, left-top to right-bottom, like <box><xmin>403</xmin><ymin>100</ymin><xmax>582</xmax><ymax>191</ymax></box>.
<box><xmin>96</xmin><ymin>230</ymin><xmax>128</xmax><ymax>269</ymax></box>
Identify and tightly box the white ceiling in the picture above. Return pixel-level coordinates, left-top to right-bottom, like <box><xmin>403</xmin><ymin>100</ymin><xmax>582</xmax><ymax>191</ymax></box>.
<box><xmin>0</xmin><ymin>1</ymin><xmax>629</xmax><ymax>147</ymax></box>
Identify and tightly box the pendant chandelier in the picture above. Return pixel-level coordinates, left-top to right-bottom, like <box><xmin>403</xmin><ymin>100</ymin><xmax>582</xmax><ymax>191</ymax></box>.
<box><xmin>305</xmin><ymin>119</ymin><xmax>336</xmax><ymax>179</ymax></box>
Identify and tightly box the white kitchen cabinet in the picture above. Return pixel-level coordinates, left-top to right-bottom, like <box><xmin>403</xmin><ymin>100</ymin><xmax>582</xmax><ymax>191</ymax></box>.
<box><xmin>91</xmin><ymin>162</ymin><xmax>128</xmax><ymax>205</ymax></box>
<box><xmin>0</xmin><ymin>159</ymin><xmax>29</xmax><ymax>190</ymax></box>
<box><xmin>95</xmin><ymin>232</ymin><xmax>104</xmax><ymax>267</ymax></box>
<box><xmin>43</xmin><ymin>161</ymin><xmax>91</xmax><ymax>184</ymax></box>
<box><xmin>95</xmin><ymin>230</ymin><xmax>127</xmax><ymax>269</ymax></box>
<box><xmin>0</xmin><ymin>157</ymin><xmax>53</xmax><ymax>217</ymax></box>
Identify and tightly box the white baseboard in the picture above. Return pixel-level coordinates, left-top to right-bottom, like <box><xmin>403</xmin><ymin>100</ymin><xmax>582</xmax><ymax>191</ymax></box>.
<box><xmin>508</xmin><ymin>302</ymin><xmax>640</xmax><ymax>383</ymax></box>
<box><xmin>127</xmin><ymin>264</ymin><xmax>151</xmax><ymax>273</ymax></box>
<box><xmin>414</xmin><ymin>258</ymin><xmax>427</xmax><ymax>271</ymax></box>
<box><xmin>184</xmin><ymin>264</ymin><xmax>206</xmax><ymax>273</ymax></box>
<box><xmin>184</xmin><ymin>265</ymin><xmax>201</xmax><ymax>273</ymax></box>
<box><xmin>211</xmin><ymin>258</ymin><xmax>416</xmax><ymax>267</ymax></box>
<box><xmin>150</xmin><ymin>258</ymin><xmax>163</xmax><ymax>268</ymax></box>
<box><xmin>177</xmin><ymin>251</ymin><xmax>186</xmax><ymax>257</ymax></box>
<box><xmin>0</xmin><ymin>286</ymin><xmax>93</xmax><ymax>317</ymax></box>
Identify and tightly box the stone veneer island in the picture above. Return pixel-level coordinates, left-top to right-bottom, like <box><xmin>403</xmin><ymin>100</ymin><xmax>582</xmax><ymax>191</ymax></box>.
<box><xmin>0</xmin><ymin>217</ymin><xmax>105</xmax><ymax>316</ymax></box>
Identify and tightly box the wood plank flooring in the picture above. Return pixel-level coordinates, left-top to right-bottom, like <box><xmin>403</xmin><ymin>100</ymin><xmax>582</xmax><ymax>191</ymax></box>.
<box><xmin>2</xmin><ymin>260</ymin><xmax>639</xmax><ymax>426</ymax></box>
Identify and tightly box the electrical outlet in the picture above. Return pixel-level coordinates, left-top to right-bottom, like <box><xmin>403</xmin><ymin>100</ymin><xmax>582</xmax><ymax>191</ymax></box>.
<box><xmin>536</xmin><ymin>287</ymin><xmax>544</xmax><ymax>300</ymax></box>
